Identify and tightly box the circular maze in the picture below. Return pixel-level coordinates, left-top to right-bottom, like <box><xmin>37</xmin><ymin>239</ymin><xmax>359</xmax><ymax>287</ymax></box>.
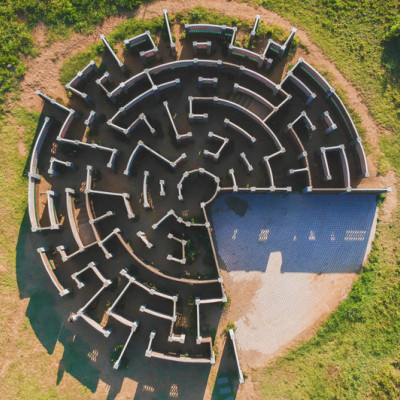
<box><xmin>28</xmin><ymin>11</ymin><xmax>385</xmax><ymax>374</ymax></box>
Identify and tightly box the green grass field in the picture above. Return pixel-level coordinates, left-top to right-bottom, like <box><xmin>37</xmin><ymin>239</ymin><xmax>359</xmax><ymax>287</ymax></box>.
<box><xmin>0</xmin><ymin>1</ymin><xmax>399</xmax><ymax>399</ymax></box>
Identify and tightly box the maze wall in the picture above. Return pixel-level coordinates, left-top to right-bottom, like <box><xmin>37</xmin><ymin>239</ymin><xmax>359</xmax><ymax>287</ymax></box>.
<box><xmin>28</xmin><ymin>10</ymin><xmax>388</xmax><ymax>374</ymax></box>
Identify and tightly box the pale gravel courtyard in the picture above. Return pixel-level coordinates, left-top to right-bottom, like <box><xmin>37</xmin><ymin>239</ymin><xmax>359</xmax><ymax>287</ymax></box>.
<box><xmin>211</xmin><ymin>193</ymin><xmax>377</xmax><ymax>368</ymax></box>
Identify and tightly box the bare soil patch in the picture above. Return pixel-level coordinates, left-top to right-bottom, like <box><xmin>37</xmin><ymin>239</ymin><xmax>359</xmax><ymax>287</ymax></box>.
<box><xmin>17</xmin><ymin>140</ymin><xmax>27</xmax><ymax>157</ymax></box>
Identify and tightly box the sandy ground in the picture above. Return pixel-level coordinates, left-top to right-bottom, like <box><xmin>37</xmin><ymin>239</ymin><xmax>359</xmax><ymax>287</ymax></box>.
<box><xmin>9</xmin><ymin>1</ymin><xmax>397</xmax><ymax>399</ymax></box>
<box><xmin>224</xmin><ymin>258</ymin><xmax>357</xmax><ymax>369</ymax></box>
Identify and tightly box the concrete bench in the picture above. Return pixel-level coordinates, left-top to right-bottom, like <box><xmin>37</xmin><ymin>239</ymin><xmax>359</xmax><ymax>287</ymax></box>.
<box><xmin>239</xmin><ymin>152</ymin><xmax>254</xmax><ymax>173</ymax></box>
<box><xmin>160</xmin><ymin>180</ymin><xmax>166</xmax><ymax>196</ymax></box>
<box><xmin>124</xmin><ymin>30</ymin><xmax>159</xmax><ymax>65</ymax></box>
<box><xmin>137</xmin><ymin>231</ymin><xmax>153</xmax><ymax>249</ymax></box>
<box><xmin>329</xmin><ymin>93</ymin><xmax>369</xmax><ymax>178</ymax></box>
<box><xmin>37</xmin><ymin>248</ymin><xmax>70</xmax><ymax>296</ymax></box>
<box><xmin>250</xmin><ymin>15</ymin><xmax>260</xmax><ymax>41</ymax></box>
<box><xmin>185</xmin><ymin>24</ymin><xmax>237</xmax><ymax>46</ymax></box>
<box><xmin>84</xmin><ymin>110</ymin><xmax>98</xmax><ymax>127</ymax></box>
<box><xmin>224</xmin><ymin>118</ymin><xmax>256</xmax><ymax>145</ymax></box>
<box><xmin>293</xmin><ymin>57</ymin><xmax>334</xmax><ymax>97</ymax></box>
<box><xmin>193</xmin><ymin>41</ymin><xmax>211</xmax><ymax>56</ymax></box>
<box><xmin>319</xmin><ymin>145</ymin><xmax>351</xmax><ymax>189</ymax></box>
<box><xmin>229</xmin><ymin>329</ymin><xmax>245</xmax><ymax>384</ymax></box>
<box><xmin>322</xmin><ymin>111</ymin><xmax>337</xmax><ymax>134</ymax></box>
<box><xmin>263</xmin><ymin>149</ymin><xmax>286</xmax><ymax>189</ymax></box>
<box><xmin>188</xmin><ymin>96</ymin><xmax>209</xmax><ymax>122</ymax></box>
<box><xmin>124</xmin><ymin>140</ymin><xmax>186</xmax><ymax>176</ymax></box>
<box><xmin>164</xmin><ymin>101</ymin><xmax>193</xmax><ymax>141</ymax></box>
<box><xmin>167</xmin><ymin>233</ymin><xmax>187</xmax><ymax>265</ymax></box>
<box><xmin>113</xmin><ymin>323</ymin><xmax>139</xmax><ymax>369</ymax></box>
<box><xmin>229</xmin><ymin>45</ymin><xmax>265</xmax><ymax>69</ymax></box>
<box><xmin>48</xmin><ymin>157</ymin><xmax>74</xmax><ymax>176</ymax></box>
<box><xmin>163</xmin><ymin>9</ymin><xmax>176</xmax><ymax>56</ymax></box>
<box><xmin>65</xmin><ymin>60</ymin><xmax>98</xmax><ymax>102</ymax></box>
<box><xmin>198</xmin><ymin>77</ymin><xmax>218</xmax><ymax>88</ymax></box>
<box><xmin>100</xmin><ymin>34</ymin><xmax>124</xmax><ymax>70</ymax></box>
<box><xmin>85</xmin><ymin>165</ymin><xmax>135</xmax><ymax>219</ymax></box>
<box><xmin>203</xmin><ymin>131</ymin><xmax>229</xmax><ymax>162</ymax></box>
<box><xmin>142</xmin><ymin>170</ymin><xmax>151</xmax><ymax>209</ymax></box>
<box><xmin>283</xmin><ymin>71</ymin><xmax>316</xmax><ymax>105</ymax></box>
<box><xmin>233</xmin><ymin>83</ymin><xmax>276</xmax><ymax>118</ymax></box>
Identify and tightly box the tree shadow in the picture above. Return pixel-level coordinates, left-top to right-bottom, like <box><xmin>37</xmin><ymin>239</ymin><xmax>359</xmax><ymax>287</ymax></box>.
<box><xmin>16</xmin><ymin>211</ymin><xmax>104</xmax><ymax>391</ymax></box>
<box><xmin>380</xmin><ymin>38</ymin><xmax>400</xmax><ymax>94</ymax></box>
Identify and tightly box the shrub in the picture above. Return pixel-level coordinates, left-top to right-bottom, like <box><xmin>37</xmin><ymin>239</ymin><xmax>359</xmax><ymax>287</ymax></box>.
<box><xmin>224</xmin><ymin>322</ymin><xmax>236</xmax><ymax>334</ymax></box>
<box><xmin>385</xmin><ymin>16</ymin><xmax>400</xmax><ymax>41</ymax></box>
<box><xmin>110</xmin><ymin>344</ymin><xmax>128</xmax><ymax>369</ymax></box>
<box><xmin>376</xmin><ymin>193</ymin><xmax>387</xmax><ymax>208</ymax></box>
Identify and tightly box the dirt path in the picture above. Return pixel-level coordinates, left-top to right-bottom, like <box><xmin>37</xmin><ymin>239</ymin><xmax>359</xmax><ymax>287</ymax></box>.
<box><xmin>12</xmin><ymin>1</ymin><xmax>397</xmax><ymax>399</ymax></box>
<box><xmin>17</xmin><ymin>16</ymin><xmax>132</xmax><ymax>110</ymax></box>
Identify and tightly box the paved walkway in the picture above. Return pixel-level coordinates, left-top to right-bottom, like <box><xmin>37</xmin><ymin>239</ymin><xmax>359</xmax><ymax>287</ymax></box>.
<box><xmin>212</xmin><ymin>193</ymin><xmax>377</xmax><ymax>274</ymax></box>
<box><xmin>210</xmin><ymin>193</ymin><xmax>377</xmax><ymax>366</ymax></box>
